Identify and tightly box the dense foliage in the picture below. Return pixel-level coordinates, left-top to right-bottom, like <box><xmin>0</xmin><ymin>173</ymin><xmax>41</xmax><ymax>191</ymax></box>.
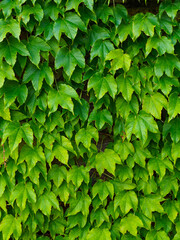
<box><xmin>0</xmin><ymin>0</ymin><xmax>180</xmax><ymax>239</ymax></box>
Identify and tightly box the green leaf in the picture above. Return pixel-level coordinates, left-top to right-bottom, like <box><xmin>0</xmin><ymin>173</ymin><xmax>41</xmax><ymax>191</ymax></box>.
<box><xmin>148</xmin><ymin>157</ymin><xmax>173</xmax><ymax>181</ymax></box>
<box><xmin>74</xmin><ymin>98</ymin><xmax>89</xmax><ymax>122</ymax></box>
<box><xmin>0</xmin><ymin>98</ymin><xmax>11</xmax><ymax>120</ymax></box>
<box><xmin>140</xmin><ymin>195</ymin><xmax>164</xmax><ymax>219</ymax></box>
<box><xmin>114</xmin><ymin>191</ymin><xmax>138</xmax><ymax>214</ymax></box>
<box><xmin>110</xmin><ymin>4</ymin><xmax>128</xmax><ymax>27</ymax></box>
<box><xmin>94</xmin><ymin>149</ymin><xmax>121</xmax><ymax>175</ymax></box>
<box><xmin>0</xmin><ymin>61</ymin><xmax>16</xmax><ymax>88</ymax></box>
<box><xmin>67</xmin><ymin>165</ymin><xmax>89</xmax><ymax>188</ymax></box>
<box><xmin>0</xmin><ymin>214</ymin><xmax>22</xmax><ymax>240</ymax></box>
<box><xmin>120</xmin><ymin>213</ymin><xmax>143</xmax><ymax>236</ymax></box>
<box><xmin>10</xmin><ymin>182</ymin><xmax>36</xmax><ymax>210</ymax></box>
<box><xmin>142</xmin><ymin>92</ymin><xmax>167</xmax><ymax>119</ymax></box>
<box><xmin>67</xmin><ymin>192</ymin><xmax>91</xmax><ymax>217</ymax></box>
<box><xmin>163</xmin><ymin>200</ymin><xmax>178</xmax><ymax>222</ymax></box>
<box><xmin>126</xmin><ymin>111</ymin><xmax>159</xmax><ymax>144</ymax></box>
<box><xmin>167</xmin><ymin>92</ymin><xmax>180</xmax><ymax>121</ymax></box>
<box><xmin>90</xmin><ymin>39</ymin><xmax>114</xmax><ymax>62</ymax></box>
<box><xmin>53</xmin><ymin>144</ymin><xmax>69</xmax><ymax>166</ymax></box>
<box><xmin>90</xmin><ymin>207</ymin><xmax>109</xmax><ymax>227</ymax></box>
<box><xmin>3</xmin><ymin>122</ymin><xmax>33</xmax><ymax>152</ymax></box>
<box><xmin>0</xmin><ymin>37</ymin><xmax>29</xmax><ymax>66</ymax></box>
<box><xmin>0</xmin><ymin>18</ymin><xmax>21</xmax><ymax>42</ymax></box>
<box><xmin>20</xmin><ymin>3</ymin><xmax>44</xmax><ymax>24</ymax></box>
<box><xmin>55</xmin><ymin>47</ymin><xmax>85</xmax><ymax>77</ymax></box>
<box><xmin>48</xmin><ymin>84</ymin><xmax>80</xmax><ymax>113</ymax></box>
<box><xmin>37</xmin><ymin>191</ymin><xmax>59</xmax><ymax>216</ymax></box>
<box><xmin>114</xmin><ymin>140</ymin><xmax>134</xmax><ymax>161</ymax></box>
<box><xmin>53</xmin><ymin>12</ymin><xmax>86</xmax><ymax>41</ymax></box>
<box><xmin>163</xmin><ymin>118</ymin><xmax>180</xmax><ymax>143</ymax></box>
<box><xmin>87</xmin><ymin>228</ymin><xmax>111</xmax><ymax>240</ymax></box>
<box><xmin>159</xmin><ymin>1</ymin><xmax>180</xmax><ymax>19</ymax></box>
<box><xmin>88</xmin><ymin>109</ymin><xmax>113</xmax><ymax>130</ymax></box>
<box><xmin>26</xmin><ymin>36</ymin><xmax>50</xmax><ymax>66</ymax></box>
<box><xmin>132</xmin><ymin>13</ymin><xmax>158</xmax><ymax>40</ymax></box>
<box><xmin>154</xmin><ymin>54</ymin><xmax>180</xmax><ymax>78</ymax></box>
<box><xmin>146</xmin><ymin>230</ymin><xmax>170</xmax><ymax>240</ymax></box>
<box><xmin>18</xmin><ymin>145</ymin><xmax>45</xmax><ymax>171</ymax></box>
<box><xmin>171</xmin><ymin>142</ymin><xmax>180</xmax><ymax>163</ymax></box>
<box><xmin>159</xmin><ymin>175</ymin><xmax>178</xmax><ymax>197</ymax></box>
<box><xmin>106</xmin><ymin>49</ymin><xmax>131</xmax><ymax>72</ymax></box>
<box><xmin>75</xmin><ymin>125</ymin><xmax>99</xmax><ymax>149</ymax></box>
<box><xmin>89</xmin><ymin>25</ymin><xmax>110</xmax><ymax>46</ymax></box>
<box><xmin>116</xmin><ymin>74</ymin><xmax>134</xmax><ymax>102</ymax></box>
<box><xmin>92</xmin><ymin>181</ymin><xmax>114</xmax><ymax>202</ymax></box>
<box><xmin>88</xmin><ymin>73</ymin><xmax>117</xmax><ymax>99</ymax></box>
<box><xmin>48</xmin><ymin>165</ymin><xmax>67</xmax><ymax>188</ymax></box>
<box><xmin>0</xmin><ymin>0</ymin><xmax>20</xmax><ymax>19</ymax></box>
<box><xmin>2</xmin><ymin>81</ymin><xmax>28</xmax><ymax>108</ymax></box>
<box><xmin>145</xmin><ymin>36</ymin><xmax>174</xmax><ymax>57</ymax></box>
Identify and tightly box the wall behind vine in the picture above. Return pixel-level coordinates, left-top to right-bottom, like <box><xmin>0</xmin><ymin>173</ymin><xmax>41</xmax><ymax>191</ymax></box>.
<box><xmin>0</xmin><ymin>0</ymin><xmax>180</xmax><ymax>239</ymax></box>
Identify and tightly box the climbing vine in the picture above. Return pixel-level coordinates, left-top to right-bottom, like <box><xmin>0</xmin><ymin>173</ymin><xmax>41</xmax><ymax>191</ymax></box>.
<box><xmin>0</xmin><ymin>0</ymin><xmax>180</xmax><ymax>239</ymax></box>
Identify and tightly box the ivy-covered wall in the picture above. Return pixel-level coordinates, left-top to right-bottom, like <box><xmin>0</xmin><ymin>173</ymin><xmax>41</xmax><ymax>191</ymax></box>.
<box><xmin>0</xmin><ymin>0</ymin><xmax>180</xmax><ymax>239</ymax></box>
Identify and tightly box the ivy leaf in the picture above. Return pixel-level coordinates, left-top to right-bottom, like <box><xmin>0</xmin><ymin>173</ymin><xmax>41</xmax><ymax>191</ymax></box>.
<box><xmin>53</xmin><ymin>144</ymin><xmax>69</xmax><ymax>166</ymax></box>
<box><xmin>140</xmin><ymin>195</ymin><xmax>164</xmax><ymax>219</ymax></box>
<box><xmin>55</xmin><ymin>47</ymin><xmax>85</xmax><ymax>77</ymax></box>
<box><xmin>3</xmin><ymin>122</ymin><xmax>33</xmax><ymax>152</ymax></box>
<box><xmin>114</xmin><ymin>140</ymin><xmax>134</xmax><ymax>161</ymax></box>
<box><xmin>116</xmin><ymin>74</ymin><xmax>134</xmax><ymax>102</ymax></box>
<box><xmin>0</xmin><ymin>37</ymin><xmax>29</xmax><ymax>66</ymax></box>
<box><xmin>132</xmin><ymin>13</ymin><xmax>158</xmax><ymax>40</ymax></box>
<box><xmin>88</xmin><ymin>73</ymin><xmax>117</xmax><ymax>99</ymax></box>
<box><xmin>0</xmin><ymin>18</ymin><xmax>20</xmax><ymax>42</ymax></box>
<box><xmin>53</xmin><ymin>12</ymin><xmax>86</xmax><ymax>40</ymax></box>
<box><xmin>20</xmin><ymin>3</ymin><xmax>44</xmax><ymax>24</ymax></box>
<box><xmin>10</xmin><ymin>182</ymin><xmax>36</xmax><ymax>210</ymax></box>
<box><xmin>67</xmin><ymin>192</ymin><xmax>91</xmax><ymax>217</ymax></box>
<box><xmin>92</xmin><ymin>181</ymin><xmax>114</xmax><ymax>202</ymax></box>
<box><xmin>89</xmin><ymin>25</ymin><xmax>110</xmax><ymax>46</ymax></box>
<box><xmin>110</xmin><ymin>4</ymin><xmax>128</xmax><ymax>27</ymax></box>
<box><xmin>74</xmin><ymin>98</ymin><xmax>89</xmax><ymax>122</ymax></box>
<box><xmin>18</xmin><ymin>145</ymin><xmax>45</xmax><ymax>171</ymax></box>
<box><xmin>87</xmin><ymin>228</ymin><xmax>111</xmax><ymax>240</ymax></box>
<box><xmin>48</xmin><ymin>165</ymin><xmax>67</xmax><ymax>188</ymax></box>
<box><xmin>37</xmin><ymin>191</ymin><xmax>59</xmax><ymax>216</ymax></box>
<box><xmin>2</xmin><ymin>81</ymin><xmax>28</xmax><ymax>108</ymax></box>
<box><xmin>171</xmin><ymin>142</ymin><xmax>180</xmax><ymax>163</ymax></box>
<box><xmin>94</xmin><ymin>149</ymin><xmax>121</xmax><ymax>176</ymax></box>
<box><xmin>142</xmin><ymin>92</ymin><xmax>167</xmax><ymax>119</ymax></box>
<box><xmin>146</xmin><ymin>230</ymin><xmax>170</xmax><ymax>240</ymax></box>
<box><xmin>147</xmin><ymin>157</ymin><xmax>173</xmax><ymax>181</ymax></box>
<box><xmin>26</xmin><ymin>36</ymin><xmax>50</xmax><ymax>66</ymax></box>
<box><xmin>159</xmin><ymin>1</ymin><xmax>180</xmax><ymax>19</ymax></box>
<box><xmin>163</xmin><ymin>118</ymin><xmax>180</xmax><ymax>143</ymax></box>
<box><xmin>67</xmin><ymin>165</ymin><xmax>89</xmax><ymax>189</ymax></box>
<box><xmin>66</xmin><ymin>0</ymin><xmax>83</xmax><ymax>13</ymax></box>
<box><xmin>0</xmin><ymin>61</ymin><xmax>16</xmax><ymax>88</ymax></box>
<box><xmin>163</xmin><ymin>200</ymin><xmax>178</xmax><ymax>222</ymax></box>
<box><xmin>90</xmin><ymin>39</ymin><xmax>114</xmax><ymax>63</ymax></box>
<box><xmin>145</xmin><ymin>36</ymin><xmax>174</xmax><ymax>57</ymax></box>
<box><xmin>126</xmin><ymin>111</ymin><xmax>159</xmax><ymax>144</ymax></box>
<box><xmin>154</xmin><ymin>54</ymin><xmax>180</xmax><ymax>78</ymax></box>
<box><xmin>88</xmin><ymin>109</ymin><xmax>113</xmax><ymax>130</ymax></box>
<box><xmin>23</xmin><ymin>62</ymin><xmax>54</xmax><ymax>91</ymax></box>
<box><xmin>75</xmin><ymin>125</ymin><xmax>99</xmax><ymax>149</ymax></box>
<box><xmin>0</xmin><ymin>98</ymin><xmax>11</xmax><ymax>121</ymax></box>
<box><xmin>0</xmin><ymin>0</ymin><xmax>20</xmax><ymax>19</ymax></box>
<box><xmin>114</xmin><ymin>191</ymin><xmax>138</xmax><ymax>214</ymax></box>
<box><xmin>48</xmin><ymin>84</ymin><xmax>80</xmax><ymax>113</ymax></box>
<box><xmin>84</xmin><ymin>0</ymin><xmax>94</xmax><ymax>11</ymax></box>
<box><xmin>0</xmin><ymin>215</ymin><xmax>22</xmax><ymax>240</ymax></box>
<box><xmin>167</xmin><ymin>92</ymin><xmax>180</xmax><ymax>121</ymax></box>
<box><xmin>106</xmin><ymin>49</ymin><xmax>131</xmax><ymax>72</ymax></box>
<box><xmin>90</xmin><ymin>207</ymin><xmax>109</xmax><ymax>227</ymax></box>
<box><xmin>159</xmin><ymin>175</ymin><xmax>178</xmax><ymax>197</ymax></box>
<box><xmin>119</xmin><ymin>213</ymin><xmax>143</xmax><ymax>236</ymax></box>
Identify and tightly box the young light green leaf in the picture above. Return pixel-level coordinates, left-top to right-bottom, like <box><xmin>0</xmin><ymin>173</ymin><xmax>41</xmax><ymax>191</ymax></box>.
<box><xmin>114</xmin><ymin>140</ymin><xmax>134</xmax><ymax>161</ymax></box>
<box><xmin>48</xmin><ymin>165</ymin><xmax>67</xmax><ymax>188</ymax></box>
<box><xmin>90</xmin><ymin>208</ymin><xmax>109</xmax><ymax>227</ymax></box>
<box><xmin>116</xmin><ymin>74</ymin><xmax>134</xmax><ymax>102</ymax></box>
<box><xmin>55</xmin><ymin>47</ymin><xmax>85</xmax><ymax>77</ymax></box>
<box><xmin>92</xmin><ymin>181</ymin><xmax>114</xmax><ymax>202</ymax></box>
<box><xmin>67</xmin><ymin>165</ymin><xmax>89</xmax><ymax>188</ymax></box>
<box><xmin>0</xmin><ymin>61</ymin><xmax>16</xmax><ymax>88</ymax></box>
<box><xmin>75</xmin><ymin>125</ymin><xmax>99</xmax><ymax>149</ymax></box>
<box><xmin>167</xmin><ymin>92</ymin><xmax>180</xmax><ymax>121</ymax></box>
<box><xmin>146</xmin><ymin>230</ymin><xmax>170</xmax><ymax>240</ymax></box>
<box><xmin>0</xmin><ymin>215</ymin><xmax>22</xmax><ymax>240</ymax></box>
<box><xmin>0</xmin><ymin>18</ymin><xmax>21</xmax><ymax>42</ymax></box>
<box><xmin>142</xmin><ymin>92</ymin><xmax>167</xmax><ymax>119</ymax></box>
<box><xmin>88</xmin><ymin>73</ymin><xmax>117</xmax><ymax>99</ymax></box>
<box><xmin>120</xmin><ymin>213</ymin><xmax>143</xmax><ymax>236</ymax></box>
<box><xmin>94</xmin><ymin>149</ymin><xmax>121</xmax><ymax>176</ymax></box>
<box><xmin>163</xmin><ymin>118</ymin><xmax>180</xmax><ymax>143</ymax></box>
<box><xmin>87</xmin><ymin>228</ymin><xmax>111</xmax><ymax>240</ymax></box>
<box><xmin>106</xmin><ymin>49</ymin><xmax>131</xmax><ymax>72</ymax></box>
